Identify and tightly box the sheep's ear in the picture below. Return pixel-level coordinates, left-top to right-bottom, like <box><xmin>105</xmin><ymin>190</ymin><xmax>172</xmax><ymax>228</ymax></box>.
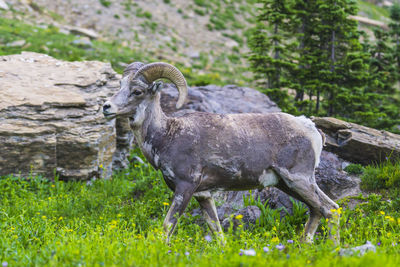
<box><xmin>149</xmin><ymin>81</ymin><xmax>163</xmax><ymax>95</ymax></box>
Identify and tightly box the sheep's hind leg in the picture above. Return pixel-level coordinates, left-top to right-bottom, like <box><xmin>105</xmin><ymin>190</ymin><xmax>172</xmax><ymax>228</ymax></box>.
<box><xmin>163</xmin><ymin>182</ymin><xmax>196</xmax><ymax>243</ymax></box>
<box><xmin>194</xmin><ymin>191</ymin><xmax>225</xmax><ymax>244</ymax></box>
<box><xmin>274</xmin><ymin>168</ymin><xmax>340</xmax><ymax>245</ymax></box>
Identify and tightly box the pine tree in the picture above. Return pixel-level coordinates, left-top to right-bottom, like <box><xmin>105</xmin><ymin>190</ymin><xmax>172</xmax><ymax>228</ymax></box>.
<box><xmin>248</xmin><ymin>0</ymin><xmax>296</xmax><ymax>112</ymax></box>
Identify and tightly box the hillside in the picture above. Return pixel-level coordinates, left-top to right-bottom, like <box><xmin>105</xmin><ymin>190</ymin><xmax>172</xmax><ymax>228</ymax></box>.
<box><xmin>0</xmin><ymin>0</ymin><xmax>394</xmax><ymax>86</ymax></box>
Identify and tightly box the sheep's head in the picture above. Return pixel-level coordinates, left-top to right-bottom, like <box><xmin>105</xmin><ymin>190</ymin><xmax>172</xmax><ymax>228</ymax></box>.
<box><xmin>103</xmin><ymin>62</ymin><xmax>188</xmax><ymax>119</ymax></box>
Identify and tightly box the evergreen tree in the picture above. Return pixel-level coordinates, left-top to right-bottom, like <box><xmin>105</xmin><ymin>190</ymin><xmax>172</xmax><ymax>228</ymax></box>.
<box><xmin>389</xmin><ymin>3</ymin><xmax>400</xmax><ymax>82</ymax></box>
<box><xmin>248</xmin><ymin>0</ymin><xmax>296</xmax><ymax>112</ymax></box>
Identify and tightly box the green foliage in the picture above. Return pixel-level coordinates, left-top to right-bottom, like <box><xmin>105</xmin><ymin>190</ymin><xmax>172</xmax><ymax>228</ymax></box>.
<box><xmin>2</xmin><ymin>154</ymin><xmax>400</xmax><ymax>265</ymax></box>
<box><xmin>99</xmin><ymin>0</ymin><xmax>111</xmax><ymax>8</ymax></box>
<box><xmin>248</xmin><ymin>0</ymin><xmax>400</xmax><ymax>133</ymax></box>
<box><xmin>361</xmin><ymin>158</ymin><xmax>400</xmax><ymax>191</ymax></box>
<box><xmin>344</xmin><ymin>164</ymin><xmax>365</xmax><ymax>175</ymax></box>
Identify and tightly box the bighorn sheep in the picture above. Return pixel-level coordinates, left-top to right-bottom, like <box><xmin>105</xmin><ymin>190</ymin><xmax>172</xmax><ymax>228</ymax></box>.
<box><xmin>103</xmin><ymin>62</ymin><xmax>340</xmax><ymax>243</ymax></box>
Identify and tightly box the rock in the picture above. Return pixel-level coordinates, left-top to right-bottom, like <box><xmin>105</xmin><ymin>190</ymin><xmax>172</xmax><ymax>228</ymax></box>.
<box><xmin>6</xmin><ymin>40</ymin><xmax>26</xmax><ymax>47</ymax></box>
<box><xmin>187</xmin><ymin>50</ymin><xmax>200</xmax><ymax>59</ymax></box>
<box><xmin>337</xmin><ymin>241</ymin><xmax>376</xmax><ymax>256</ymax></box>
<box><xmin>315</xmin><ymin>151</ymin><xmax>361</xmax><ymax>200</ymax></box>
<box><xmin>0</xmin><ymin>52</ymin><xmax>124</xmax><ymax>180</ymax></box>
<box><xmin>0</xmin><ymin>0</ymin><xmax>9</xmax><ymax>10</ymax></box>
<box><xmin>221</xmin><ymin>206</ymin><xmax>261</xmax><ymax>231</ymax></box>
<box><xmin>161</xmin><ymin>83</ymin><xmax>281</xmax><ymax>116</ymax></box>
<box><xmin>225</xmin><ymin>40</ymin><xmax>239</xmax><ymax>49</ymax></box>
<box><xmin>312</xmin><ymin>117</ymin><xmax>400</xmax><ymax>165</ymax></box>
<box><xmin>67</xmin><ymin>26</ymin><xmax>99</xmax><ymax>39</ymax></box>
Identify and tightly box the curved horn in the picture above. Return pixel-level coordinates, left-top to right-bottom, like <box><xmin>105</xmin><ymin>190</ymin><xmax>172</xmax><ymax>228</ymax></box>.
<box><xmin>123</xmin><ymin>62</ymin><xmax>145</xmax><ymax>78</ymax></box>
<box><xmin>133</xmin><ymin>62</ymin><xmax>188</xmax><ymax>109</ymax></box>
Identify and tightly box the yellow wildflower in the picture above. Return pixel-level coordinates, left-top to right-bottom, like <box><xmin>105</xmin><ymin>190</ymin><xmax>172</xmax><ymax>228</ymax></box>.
<box><xmin>117</xmin><ymin>214</ymin><xmax>122</xmax><ymax>217</ymax></box>
<box><xmin>42</xmin><ymin>216</ymin><xmax>47</xmax><ymax>220</ymax></box>
<box><xmin>380</xmin><ymin>211</ymin><xmax>385</xmax><ymax>215</ymax></box>
<box><xmin>99</xmin><ymin>164</ymin><xmax>103</xmax><ymax>169</ymax></box>
<box><xmin>271</xmin><ymin>236</ymin><xmax>279</xmax><ymax>243</ymax></box>
<box><xmin>58</xmin><ymin>216</ymin><xmax>63</xmax><ymax>221</ymax></box>
<box><xmin>235</xmin><ymin>214</ymin><xmax>243</xmax><ymax>220</ymax></box>
<box><xmin>162</xmin><ymin>202</ymin><xmax>169</xmax><ymax>206</ymax></box>
<box><xmin>51</xmin><ymin>184</ymin><xmax>55</xmax><ymax>188</ymax></box>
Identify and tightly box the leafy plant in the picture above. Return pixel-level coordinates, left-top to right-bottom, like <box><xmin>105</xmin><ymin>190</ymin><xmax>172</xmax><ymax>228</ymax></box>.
<box><xmin>344</xmin><ymin>164</ymin><xmax>365</xmax><ymax>175</ymax></box>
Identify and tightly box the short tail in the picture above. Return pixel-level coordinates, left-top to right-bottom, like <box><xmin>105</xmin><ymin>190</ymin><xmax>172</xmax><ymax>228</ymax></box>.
<box><xmin>317</xmin><ymin>129</ymin><xmax>326</xmax><ymax>146</ymax></box>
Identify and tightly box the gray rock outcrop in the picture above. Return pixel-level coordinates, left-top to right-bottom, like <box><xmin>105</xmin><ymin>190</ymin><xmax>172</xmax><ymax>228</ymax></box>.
<box><xmin>0</xmin><ymin>52</ymin><xmax>120</xmax><ymax>180</ymax></box>
<box><xmin>160</xmin><ymin>83</ymin><xmax>281</xmax><ymax>116</ymax></box>
<box><xmin>313</xmin><ymin>117</ymin><xmax>400</xmax><ymax>165</ymax></box>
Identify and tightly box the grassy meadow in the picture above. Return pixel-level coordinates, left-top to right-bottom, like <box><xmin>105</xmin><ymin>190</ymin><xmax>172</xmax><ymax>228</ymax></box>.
<box><xmin>1</xmin><ymin>150</ymin><xmax>400</xmax><ymax>266</ymax></box>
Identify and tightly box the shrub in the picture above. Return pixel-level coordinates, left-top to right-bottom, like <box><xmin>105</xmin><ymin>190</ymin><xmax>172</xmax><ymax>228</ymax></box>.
<box><xmin>344</xmin><ymin>164</ymin><xmax>364</xmax><ymax>175</ymax></box>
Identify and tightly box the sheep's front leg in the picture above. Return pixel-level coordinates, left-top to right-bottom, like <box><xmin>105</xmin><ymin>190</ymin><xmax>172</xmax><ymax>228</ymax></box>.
<box><xmin>163</xmin><ymin>182</ymin><xmax>195</xmax><ymax>243</ymax></box>
<box><xmin>194</xmin><ymin>191</ymin><xmax>225</xmax><ymax>244</ymax></box>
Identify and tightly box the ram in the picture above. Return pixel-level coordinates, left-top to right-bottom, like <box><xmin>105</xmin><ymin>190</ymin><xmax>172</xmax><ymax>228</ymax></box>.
<box><xmin>103</xmin><ymin>62</ymin><xmax>340</xmax><ymax>243</ymax></box>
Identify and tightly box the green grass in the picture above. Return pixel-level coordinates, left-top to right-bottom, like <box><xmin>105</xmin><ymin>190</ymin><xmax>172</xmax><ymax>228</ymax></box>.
<box><xmin>358</xmin><ymin>0</ymin><xmax>390</xmax><ymax>21</ymax></box>
<box><xmin>0</xmin><ymin>16</ymin><xmax>249</xmax><ymax>86</ymax></box>
<box><xmin>361</xmin><ymin>158</ymin><xmax>400</xmax><ymax>191</ymax></box>
<box><xmin>2</xmin><ymin>150</ymin><xmax>400</xmax><ymax>266</ymax></box>
<box><xmin>0</xmin><ymin>17</ymin><xmax>148</xmax><ymax>74</ymax></box>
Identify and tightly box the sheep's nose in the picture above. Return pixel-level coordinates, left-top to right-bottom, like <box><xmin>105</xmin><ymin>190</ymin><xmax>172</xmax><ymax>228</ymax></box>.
<box><xmin>103</xmin><ymin>103</ymin><xmax>111</xmax><ymax>112</ymax></box>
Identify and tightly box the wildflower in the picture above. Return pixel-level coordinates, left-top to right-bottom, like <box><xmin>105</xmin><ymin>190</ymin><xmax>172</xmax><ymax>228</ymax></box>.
<box><xmin>335</xmin><ymin>247</ymin><xmax>341</xmax><ymax>252</ymax></box>
<box><xmin>51</xmin><ymin>184</ymin><xmax>55</xmax><ymax>188</ymax></box>
<box><xmin>263</xmin><ymin>247</ymin><xmax>270</xmax><ymax>253</ymax></box>
<box><xmin>185</xmin><ymin>252</ymin><xmax>190</xmax><ymax>256</ymax></box>
<box><xmin>99</xmin><ymin>164</ymin><xmax>103</xmax><ymax>169</ymax></box>
<box><xmin>167</xmin><ymin>250</ymin><xmax>172</xmax><ymax>254</ymax></box>
<box><xmin>377</xmin><ymin>242</ymin><xmax>381</xmax><ymax>246</ymax></box>
<box><xmin>240</xmin><ymin>249</ymin><xmax>256</xmax><ymax>256</ymax></box>
<box><xmin>162</xmin><ymin>202</ymin><xmax>169</xmax><ymax>206</ymax></box>
<box><xmin>2</xmin><ymin>262</ymin><xmax>8</xmax><ymax>267</ymax></box>
<box><xmin>235</xmin><ymin>214</ymin><xmax>243</xmax><ymax>220</ymax></box>
<box><xmin>387</xmin><ymin>232</ymin><xmax>392</xmax><ymax>237</ymax></box>
<box><xmin>287</xmin><ymin>239</ymin><xmax>294</xmax><ymax>244</ymax></box>
<box><xmin>58</xmin><ymin>216</ymin><xmax>63</xmax><ymax>221</ymax></box>
<box><xmin>42</xmin><ymin>216</ymin><xmax>47</xmax><ymax>220</ymax></box>
<box><xmin>276</xmin><ymin>244</ymin><xmax>285</xmax><ymax>251</ymax></box>
<box><xmin>380</xmin><ymin>211</ymin><xmax>385</xmax><ymax>215</ymax></box>
<box><xmin>239</xmin><ymin>252</ymin><xmax>243</xmax><ymax>256</ymax></box>
<box><xmin>204</xmin><ymin>235</ymin><xmax>212</xmax><ymax>242</ymax></box>
<box><xmin>271</xmin><ymin>236</ymin><xmax>279</xmax><ymax>243</ymax></box>
<box><xmin>117</xmin><ymin>214</ymin><xmax>122</xmax><ymax>217</ymax></box>
<box><xmin>307</xmin><ymin>260</ymin><xmax>311</xmax><ymax>264</ymax></box>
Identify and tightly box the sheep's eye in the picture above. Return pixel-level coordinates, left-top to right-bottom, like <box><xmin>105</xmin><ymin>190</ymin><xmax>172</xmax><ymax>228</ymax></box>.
<box><xmin>130</xmin><ymin>90</ymin><xmax>143</xmax><ymax>96</ymax></box>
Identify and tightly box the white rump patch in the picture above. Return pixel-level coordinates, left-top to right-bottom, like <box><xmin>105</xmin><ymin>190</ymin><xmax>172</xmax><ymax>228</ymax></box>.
<box><xmin>295</xmin><ymin>115</ymin><xmax>323</xmax><ymax>168</ymax></box>
<box><xmin>259</xmin><ymin>169</ymin><xmax>279</xmax><ymax>187</ymax></box>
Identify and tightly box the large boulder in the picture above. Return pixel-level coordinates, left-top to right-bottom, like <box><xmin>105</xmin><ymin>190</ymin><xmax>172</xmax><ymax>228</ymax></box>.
<box><xmin>312</xmin><ymin>117</ymin><xmax>400</xmax><ymax>165</ymax></box>
<box><xmin>0</xmin><ymin>52</ymin><xmax>121</xmax><ymax>180</ymax></box>
<box><xmin>160</xmin><ymin>83</ymin><xmax>281</xmax><ymax>116</ymax></box>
